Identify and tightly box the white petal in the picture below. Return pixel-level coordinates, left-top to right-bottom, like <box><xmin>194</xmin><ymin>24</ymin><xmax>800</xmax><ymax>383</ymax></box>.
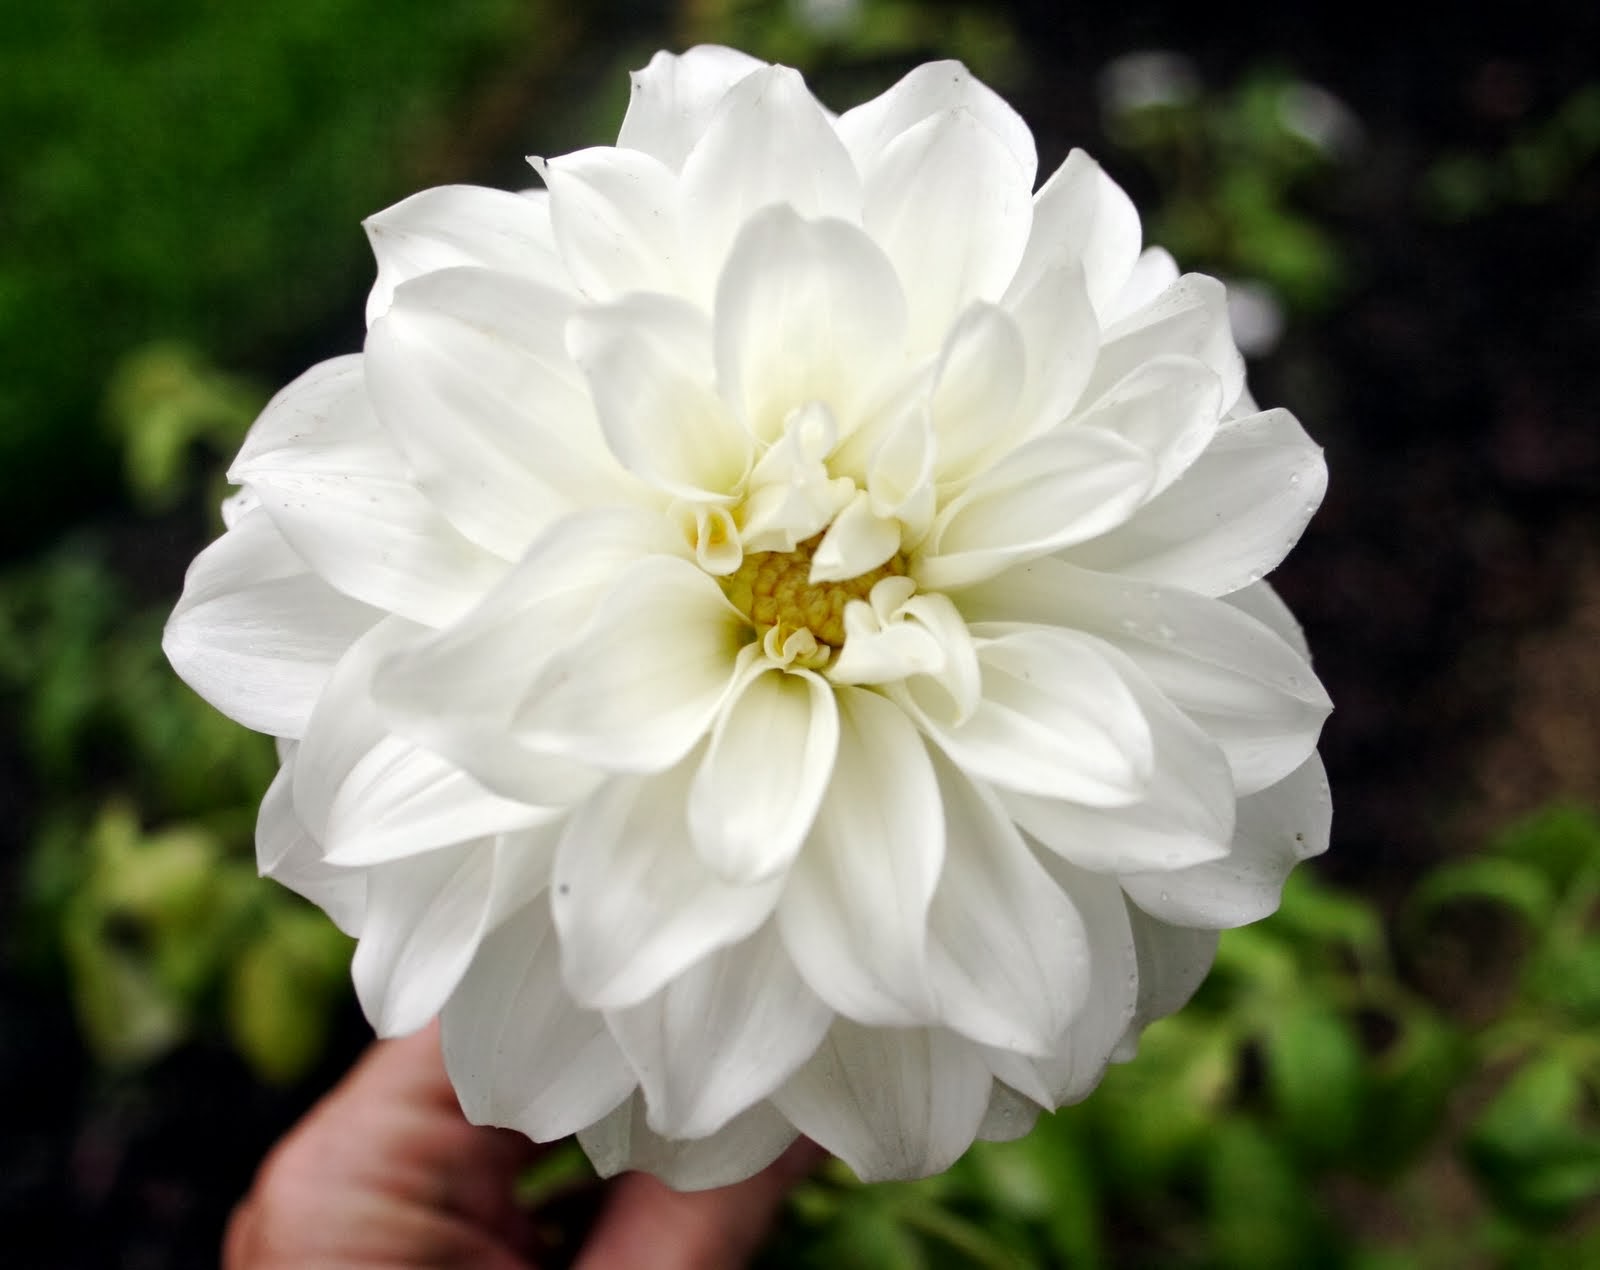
<box><xmin>1007</xmin><ymin>150</ymin><xmax>1141</xmax><ymax>320</ymax></box>
<box><xmin>232</xmin><ymin>355</ymin><xmax>367</xmax><ymax>468</ymax></box>
<box><xmin>739</xmin><ymin>400</ymin><xmax>853</xmax><ymax>551</ymax></box>
<box><xmin>863</xmin><ymin>108</ymin><xmax>1034</xmax><ymax>353</ymax></box>
<box><xmin>778</xmin><ymin>687</ymin><xmax>942</xmax><ymax>1025</ymax></box>
<box><xmin>319</xmin><ymin>732</ymin><xmax>555</xmax><ymax>867</ymax></box>
<box><xmin>1225</xmin><ymin>579</ymin><xmax>1312</xmax><ymax>661</ymax></box>
<box><xmin>163</xmin><ymin>507</ymin><xmax>381</xmax><ymax>739</ymax></box>
<box><xmin>290</xmin><ymin>618</ymin><xmax>547</xmax><ymax>866</ymax></box>
<box><xmin>925</xmin><ymin>753</ymin><xmax>1091</xmax><ymax>1054</ymax></box>
<box><xmin>516</xmin><ymin>557</ymin><xmax>746</xmax><ymax>771</ymax></box>
<box><xmin>607</xmin><ymin>924</ymin><xmax>833</xmax><ymax>1138</ymax></box>
<box><xmin>713</xmin><ymin>207</ymin><xmax>908</xmax><ymax>445</ymax></box>
<box><xmin>231</xmin><ymin>361</ymin><xmax>507</xmax><ymax>628</ymax></box>
<box><xmin>809</xmin><ymin>489</ymin><xmax>901</xmax><ymax>583</ymax></box>
<box><xmin>618</xmin><ymin>46</ymin><xmax>768</xmax><ymax>172</ymax></box>
<box><xmin>352</xmin><ymin>840</ymin><xmax>498</xmax><ymax>1036</ymax></box>
<box><xmin>772</xmin><ymin>1021</ymin><xmax>990</xmax><ymax>1181</ymax></box>
<box><xmin>917</xmin><ymin>428</ymin><xmax>1152</xmax><ymax>590</ymax></box>
<box><xmin>1063</xmin><ymin>407</ymin><xmax>1327</xmax><ymax>597</ymax></box>
<box><xmin>837</xmin><ymin>60</ymin><xmax>1037</xmax><ymax>189</ymax></box>
<box><xmin>256</xmin><ymin>754</ymin><xmax>366</xmax><ymax>936</ymax></box>
<box><xmin>353</xmin><ymin>830</ymin><xmax>556</xmax><ymax>1035</ymax></box>
<box><xmin>1122</xmin><ymin>750</ymin><xmax>1331</xmax><ymax>928</ymax></box>
<box><xmin>999</xmin><ymin>654</ymin><xmax>1235</xmax><ymax>874</ymax></box>
<box><xmin>976</xmin><ymin>1084</ymin><xmax>1042</xmax><ymax>1142</ymax></box>
<box><xmin>553</xmin><ymin>762</ymin><xmax>782</xmax><ymax>1009</ymax></box>
<box><xmin>1074</xmin><ymin>354</ymin><xmax>1222</xmax><ymax>498</ymax></box>
<box><xmin>568</xmin><ymin>292</ymin><xmax>752</xmax><ymax>500</ymax></box>
<box><xmin>363</xmin><ymin>185</ymin><xmax>569</xmax><ymax>324</ymax></box>
<box><xmin>578</xmin><ymin>1094</ymin><xmax>798</xmax><ymax>1191</ymax></box>
<box><xmin>1120</xmin><ymin>899</ymin><xmax>1219</xmax><ymax>1050</ymax></box>
<box><xmin>365</xmin><ymin>266</ymin><xmax>623</xmax><ymax>558</ymax></box>
<box><xmin>538</xmin><ymin>146</ymin><xmax>684</xmax><ymax>300</ymax></box>
<box><xmin>927</xmin><ymin>302</ymin><xmax>1027</xmax><ymax>483</ymax></box>
<box><xmin>865</xmin><ymin>399</ymin><xmax>936</xmax><ymax>528</ymax></box>
<box><xmin>982</xmin><ymin>858</ymin><xmax>1139</xmax><ymax>1106</ymax></box>
<box><xmin>1006</xmin><ymin>263</ymin><xmax>1099</xmax><ymax>437</ymax></box>
<box><xmin>829</xmin><ymin>588</ymin><xmax>978</xmax><ymax>717</ymax></box>
<box><xmin>903</xmin><ymin>628</ymin><xmax>1153</xmax><ymax>806</ymax></box>
<box><xmin>679</xmin><ymin>66</ymin><xmax>862</xmax><ymax>288</ymax></box>
<box><xmin>1088</xmin><ymin>273</ymin><xmax>1245</xmax><ymax>414</ymax></box>
<box><xmin>689</xmin><ymin>664</ymin><xmax>837</xmax><ymax>883</ymax></box>
<box><xmin>962</xmin><ymin>558</ymin><xmax>1330</xmax><ymax>794</ymax></box>
<box><xmin>370</xmin><ymin>509</ymin><xmax>664</xmax><ymax>805</ymax></box>
<box><xmin>442</xmin><ymin>899</ymin><xmax>635</xmax><ymax>1142</ymax></box>
<box><xmin>1103</xmin><ymin>245</ymin><xmax>1180</xmax><ymax>325</ymax></box>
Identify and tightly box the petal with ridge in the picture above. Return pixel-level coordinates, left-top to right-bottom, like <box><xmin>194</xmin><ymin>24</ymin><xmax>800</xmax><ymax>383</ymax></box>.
<box><xmin>714</xmin><ymin>207</ymin><xmax>907</xmax><ymax>445</ymax></box>
<box><xmin>981</xmin><ymin>857</ymin><xmax>1138</xmax><ymax>1106</ymax></box>
<box><xmin>689</xmin><ymin>663</ymin><xmax>838</xmax><ymax>884</ymax></box>
<box><xmin>618</xmin><ymin>46</ymin><xmax>768</xmax><ymax>171</ymax></box>
<box><xmin>163</xmin><ymin>507</ymin><xmax>380</xmax><ymax>739</ymax></box>
<box><xmin>256</xmin><ymin>755</ymin><xmax>366</xmax><ymax>936</ymax></box>
<box><xmin>904</xmin><ymin>628</ymin><xmax>1154</xmax><ymax>807</ymax></box>
<box><xmin>442</xmin><ymin>899</ymin><xmax>635</xmax><ymax>1142</ymax></box>
<box><xmin>863</xmin><ymin>109</ymin><xmax>1033</xmax><ymax>354</ymax></box>
<box><xmin>679</xmin><ymin>66</ymin><xmax>862</xmax><ymax>287</ymax></box>
<box><xmin>607</xmin><ymin>923</ymin><xmax>832</xmax><ymax>1139</ymax></box>
<box><xmin>918</xmin><ymin>428</ymin><xmax>1152</xmax><ymax>590</ymax></box>
<box><xmin>363</xmin><ymin>185</ymin><xmax>568</xmax><ymax>324</ymax></box>
<box><xmin>578</xmin><ymin>1094</ymin><xmax>797</xmax><ymax>1191</ymax></box>
<box><xmin>1121</xmin><ymin>750</ymin><xmax>1330</xmax><ymax>928</ymax></box>
<box><xmin>778</xmin><ymin>687</ymin><xmax>942</xmax><ymax>1025</ymax></box>
<box><xmin>569</xmin><ymin>293</ymin><xmax>752</xmax><ymax>500</ymax></box>
<box><xmin>925</xmin><ymin>753</ymin><xmax>1091</xmax><ymax>1054</ymax></box>
<box><xmin>552</xmin><ymin>761</ymin><xmax>783</xmax><ymax>1010</ymax></box>
<box><xmin>772</xmin><ymin>1020</ymin><xmax>990</xmax><ymax>1181</ymax></box>
<box><xmin>515</xmin><ymin>557</ymin><xmax>746</xmax><ymax>772</ymax></box>
<box><xmin>538</xmin><ymin>146</ymin><xmax>685</xmax><ymax>300</ymax></box>
<box><xmin>837</xmin><ymin>60</ymin><xmax>1036</xmax><ymax>187</ymax></box>
<box><xmin>1007</xmin><ymin>150</ymin><xmax>1141</xmax><ymax>319</ymax></box>
<box><xmin>1063</xmin><ymin>407</ymin><xmax>1327</xmax><ymax>598</ymax></box>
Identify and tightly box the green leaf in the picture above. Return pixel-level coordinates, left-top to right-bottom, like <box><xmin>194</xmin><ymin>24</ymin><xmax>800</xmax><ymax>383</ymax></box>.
<box><xmin>1359</xmin><ymin>1006</ymin><xmax>1469</xmax><ymax>1176</ymax></box>
<box><xmin>1466</xmin><ymin>1055</ymin><xmax>1600</xmax><ymax>1224</ymax></box>
<box><xmin>225</xmin><ymin>904</ymin><xmax>351</xmax><ymax>1084</ymax></box>
<box><xmin>816</xmin><ymin>1205</ymin><xmax>927</xmax><ymax>1270</ymax></box>
<box><xmin>1521</xmin><ymin>938</ymin><xmax>1600</xmax><ymax>1026</ymax></box>
<box><xmin>1204</xmin><ymin>1120</ymin><xmax>1332</xmax><ymax>1269</ymax></box>
<box><xmin>1407</xmin><ymin>856</ymin><xmax>1555</xmax><ymax>932</ymax></box>
<box><xmin>1493</xmin><ymin>804</ymin><xmax>1600</xmax><ymax>892</ymax></box>
<box><xmin>1273</xmin><ymin>871</ymin><xmax>1386</xmax><ymax>968</ymax></box>
<box><xmin>970</xmin><ymin>1114</ymin><xmax>1104</xmax><ymax>1266</ymax></box>
<box><xmin>1261</xmin><ymin>1001</ymin><xmax>1368</xmax><ymax>1163</ymax></box>
<box><xmin>1090</xmin><ymin>1016</ymin><xmax>1238</xmax><ymax>1193</ymax></box>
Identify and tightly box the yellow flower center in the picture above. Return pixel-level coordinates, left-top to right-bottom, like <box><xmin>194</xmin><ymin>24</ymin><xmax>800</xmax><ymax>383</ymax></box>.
<box><xmin>720</xmin><ymin>535</ymin><xmax>905</xmax><ymax>649</ymax></box>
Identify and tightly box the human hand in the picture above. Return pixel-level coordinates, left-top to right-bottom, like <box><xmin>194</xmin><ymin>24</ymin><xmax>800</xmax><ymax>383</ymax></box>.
<box><xmin>224</xmin><ymin>1023</ymin><xmax>819</xmax><ymax>1268</ymax></box>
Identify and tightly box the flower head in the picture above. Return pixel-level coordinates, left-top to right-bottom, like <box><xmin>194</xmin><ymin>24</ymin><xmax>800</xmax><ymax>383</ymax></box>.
<box><xmin>165</xmin><ymin>46</ymin><xmax>1331</xmax><ymax>1187</ymax></box>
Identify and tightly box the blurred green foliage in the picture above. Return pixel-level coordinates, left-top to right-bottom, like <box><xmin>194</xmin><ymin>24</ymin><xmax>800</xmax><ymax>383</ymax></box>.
<box><xmin>0</xmin><ymin>0</ymin><xmax>529</xmax><ymax>551</ymax></box>
<box><xmin>3</xmin><ymin>503</ymin><xmax>351</xmax><ymax>1081</ymax></box>
<box><xmin>1103</xmin><ymin>59</ymin><xmax>1355</xmax><ymax>314</ymax></box>
<box><xmin>1423</xmin><ymin>84</ymin><xmax>1600</xmax><ymax>221</ymax></box>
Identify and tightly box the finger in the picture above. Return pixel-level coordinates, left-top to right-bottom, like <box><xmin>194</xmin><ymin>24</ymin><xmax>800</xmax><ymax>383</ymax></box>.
<box><xmin>573</xmin><ymin>1138</ymin><xmax>825</xmax><ymax>1270</ymax></box>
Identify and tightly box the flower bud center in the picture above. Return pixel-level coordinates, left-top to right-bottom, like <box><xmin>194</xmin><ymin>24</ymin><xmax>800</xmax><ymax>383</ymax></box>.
<box><xmin>721</xmin><ymin>535</ymin><xmax>905</xmax><ymax>649</ymax></box>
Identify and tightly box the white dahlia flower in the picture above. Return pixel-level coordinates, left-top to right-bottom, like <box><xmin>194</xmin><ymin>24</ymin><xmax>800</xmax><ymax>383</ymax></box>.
<box><xmin>165</xmin><ymin>46</ymin><xmax>1331</xmax><ymax>1187</ymax></box>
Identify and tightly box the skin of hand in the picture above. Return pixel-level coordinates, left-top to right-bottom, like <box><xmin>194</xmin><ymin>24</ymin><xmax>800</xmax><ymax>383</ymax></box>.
<box><xmin>224</xmin><ymin>1023</ymin><xmax>821</xmax><ymax>1269</ymax></box>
